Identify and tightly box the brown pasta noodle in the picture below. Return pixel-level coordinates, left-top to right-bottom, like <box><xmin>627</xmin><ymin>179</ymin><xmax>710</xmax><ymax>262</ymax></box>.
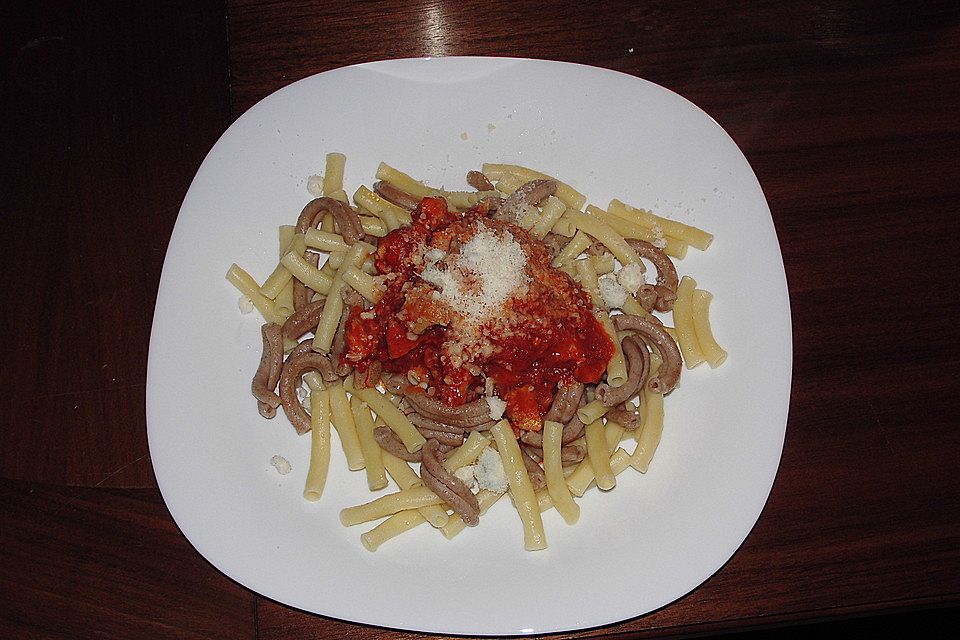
<box><xmin>612</xmin><ymin>314</ymin><xmax>682</xmax><ymax>394</ymax></box>
<box><xmin>252</xmin><ymin>323</ymin><xmax>284</xmax><ymax>418</ymax></box>
<box><xmin>606</xmin><ymin>405</ymin><xmax>641</xmax><ymax>430</ymax></box>
<box><xmin>523</xmin><ymin>392</ymin><xmax>587</xmax><ymax>448</ymax></box>
<box><xmin>291</xmin><ymin>197</ymin><xmax>364</xmax><ymax>311</ymax></box>
<box><xmin>406</xmin><ymin>412</ymin><xmax>466</xmax><ymax>435</ymax></box>
<box><xmin>596</xmin><ymin>335</ymin><xmax>649</xmax><ymax>407</ymax></box>
<box><xmin>625</xmin><ymin>238</ymin><xmax>679</xmax><ymax>312</ymax></box>
<box><xmin>543</xmin><ymin>380</ymin><xmax>585</xmax><ymax>423</ymax></box>
<box><xmin>278</xmin><ymin>349</ymin><xmax>339</xmax><ymax>435</ymax></box>
<box><xmin>281</xmin><ymin>298</ymin><xmax>326</xmax><ymax>342</ymax></box>
<box><xmin>519</xmin><ymin>446</ymin><xmax>546</xmax><ymax>491</ymax></box>
<box><xmin>414</xmin><ymin>427</ymin><xmax>464</xmax><ymax>448</ymax></box>
<box><xmin>374</xmin><ymin>425</ymin><xmax>421</xmax><ymax>462</ymax></box>
<box><xmin>466</xmin><ymin>170</ymin><xmax>495</xmax><ymax>192</ymax></box>
<box><xmin>419</xmin><ymin>439</ymin><xmax>480</xmax><ymax>526</ymax></box>
<box><xmin>373</xmin><ymin>180</ymin><xmax>421</xmax><ymax>211</ymax></box>
<box><xmin>460</xmin><ymin>420</ymin><xmax>498</xmax><ymax>432</ymax></box>
<box><xmin>494</xmin><ymin>179</ymin><xmax>557</xmax><ymax>225</ymax></box>
<box><xmin>403</xmin><ymin>392</ymin><xmax>492</xmax><ymax>428</ymax></box>
<box><xmin>296</xmin><ymin>196</ymin><xmax>364</xmax><ymax>243</ymax></box>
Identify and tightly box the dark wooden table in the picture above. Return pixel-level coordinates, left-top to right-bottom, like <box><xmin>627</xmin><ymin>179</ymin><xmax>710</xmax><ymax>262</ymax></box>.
<box><xmin>2</xmin><ymin>1</ymin><xmax>958</xmax><ymax>637</ymax></box>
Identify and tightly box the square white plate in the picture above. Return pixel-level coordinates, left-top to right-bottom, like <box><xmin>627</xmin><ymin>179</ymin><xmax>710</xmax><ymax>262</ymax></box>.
<box><xmin>147</xmin><ymin>57</ymin><xmax>791</xmax><ymax>636</ymax></box>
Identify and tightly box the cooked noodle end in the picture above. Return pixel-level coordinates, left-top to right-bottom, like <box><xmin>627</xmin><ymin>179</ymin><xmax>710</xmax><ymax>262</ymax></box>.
<box><xmin>351</xmin><ymin>397</ymin><xmax>388</xmax><ymax>491</ymax></box>
<box><xmin>328</xmin><ymin>384</ymin><xmax>366</xmax><ymax>471</ymax></box>
<box><xmin>339</xmin><ymin>485</ymin><xmax>443</xmax><ymax>527</ymax></box>
<box><xmin>691</xmin><ymin>289</ymin><xmax>727</xmax><ymax>368</ymax></box>
<box><xmin>322</xmin><ymin>152</ymin><xmax>346</xmax><ymax>196</ymax></box>
<box><xmin>543</xmin><ymin>420</ymin><xmax>580</xmax><ymax>525</ymax></box>
<box><xmin>608</xmin><ymin>199</ymin><xmax>713</xmax><ymax>251</ymax></box>
<box><xmin>585</xmin><ymin>419</ymin><xmax>616</xmax><ymax>491</ymax></box>
<box><xmin>360</xmin><ymin>509</ymin><xmax>427</xmax><ymax>552</ymax></box>
<box><xmin>303</xmin><ymin>388</ymin><xmax>332</xmax><ymax>501</ymax></box>
<box><xmin>673</xmin><ymin>275</ymin><xmax>707</xmax><ymax>369</ymax></box>
<box><xmin>226</xmin><ymin>263</ymin><xmax>282</xmax><ymax>324</ymax></box>
<box><xmin>490</xmin><ymin>420</ymin><xmax>548</xmax><ymax>551</ymax></box>
<box><xmin>376</xmin><ymin>161</ymin><xmax>440</xmax><ymax>199</ymax></box>
<box><xmin>577</xmin><ymin>399</ymin><xmax>611</xmax><ymax>425</ymax></box>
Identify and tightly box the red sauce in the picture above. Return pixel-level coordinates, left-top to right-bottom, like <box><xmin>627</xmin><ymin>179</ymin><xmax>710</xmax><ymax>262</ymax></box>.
<box><xmin>343</xmin><ymin>197</ymin><xmax>614</xmax><ymax>432</ymax></box>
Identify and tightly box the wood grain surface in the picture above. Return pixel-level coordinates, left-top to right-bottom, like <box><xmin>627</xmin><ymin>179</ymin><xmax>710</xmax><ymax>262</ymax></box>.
<box><xmin>1</xmin><ymin>0</ymin><xmax>958</xmax><ymax>637</ymax></box>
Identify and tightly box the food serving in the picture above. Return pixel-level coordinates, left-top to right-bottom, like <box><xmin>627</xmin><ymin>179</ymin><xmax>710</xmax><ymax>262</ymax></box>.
<box><xmin>226</xmin><ymin>154</ymin><xmax>726</xmax><ymax>551</ymax></box>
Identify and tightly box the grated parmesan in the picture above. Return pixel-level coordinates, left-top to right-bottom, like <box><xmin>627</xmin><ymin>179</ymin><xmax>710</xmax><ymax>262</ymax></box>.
<box><xmin>598</xmin><ymin>276</ymin><xmax>628</xmax><ymax>310</ymax></box>
<box><xmin>421</xmin><ymin>226</ymin><xmax>528</xmax><ymax>326</ymax></box>
<box><xmin>617</xmin><ymin>263</ymin><xmax>646</xmax><ymax>294</ymax></box>
<box><xmin>485</xmin><ymin>395</ymin><xmax>507</xmax><ymax>420</ymax></box>
<box><xmin>306</xmin><ymin>174</ymin><xmax>324</xmax><ymax>197</ymax></box>
<box><xmin>270</xmin><ymin>455</ymin><xmax>292</xmax><ymax>475</ymax></box>
<box><xmin>238</xmin><ymin>295</ymin><xmax>255</xmax><ymax>314</ymax></box>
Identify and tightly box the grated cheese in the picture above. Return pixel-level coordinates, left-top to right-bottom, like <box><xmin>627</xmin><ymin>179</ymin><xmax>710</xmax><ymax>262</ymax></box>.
<box><xmin>421</xmin><ymin>226</ymin><xmax>528</xmax><ymax>326</ymax></box>
<box><xmin>617</xmin><ymin>263</ymin><xmax>646</xmax><ymax>294</ymax></box>
<box><xmin>485</xmin><ymin>395</ymin><xmax>507</xmax><ymax>420</ymax></box>
<box><xmin>599</xmin><ymin>276</ymin><xmax>628</xmax><ymax>310</ymax></box>
<box><xmin>270</xmin><ymin>455</ymin><xmax>292</xmax><ymax>475</ymax></box>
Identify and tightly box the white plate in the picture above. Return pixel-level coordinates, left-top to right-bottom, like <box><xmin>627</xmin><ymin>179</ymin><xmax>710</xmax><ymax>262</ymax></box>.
<box><xmin>147</xmin><ymin>57</ymin><xmax>791</xmax><ymax>636</ymax></box>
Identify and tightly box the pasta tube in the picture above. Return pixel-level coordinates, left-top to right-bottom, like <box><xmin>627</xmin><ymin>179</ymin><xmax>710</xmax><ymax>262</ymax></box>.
<box><xmin>322</xmin><ymin>152</ymin><xmax>346</xmax><ymax>196</ymax></box>
<box><xmin>225</xmin><ymin>263</ymin><xmax>280</xmax><ymax>324</ymax></box>
<box><xmin>589</xmin><ymin>204</ymin><xmax>688</xmax><ymax>259</ymax></box>
<box><xmin>691</xmin><ymin>289</ymin><xmax>727</xmax><ymax>368</ymax></box>
<box><xmin>340</xmin><ymin>486</ymin><xmax>445</xmax><ymax>526</ymax></box>
<box><xmin>351</xmin><ymin>398</ymin><xmax>387</xmax><ymax>491</ymax></box>
<box><xmin>328</xmin><ymin>384</ymin><xmax>365</xmax><ymax>471</ymax></box>
<box><xmin>312</xmin><ymin>243</ymin><xmax>372</xmax><ymax>353</ymax></box>
<box><xmin>584</xmin><ymin>419</ymin><xmax>616</xmax><ymax>491</ymax></box>
<box><xmin>672</xmin><ymin>275</ymin><xmax>706</xmax><ymax>368</ymax></box>
<box><xmin>608</xmin><ymin>199</ymin><xmax>713</xmax><ymax>251</ymax></box>
<box><xmin>490</xmin><ymin>420</ymin><xmax>547</xmax><ymax>551</ymax></box>
<box><xmin>303</xmin><ymin>383</ymin><xmax>331</xmax><ymax>501</ymax></box>
<box><xmin>566</xmin><ymin>208</ymin><xmax>643</xmax><ymax>267</ymax></box>
<box><xmin>543</xmin><ymin>420</ymin><xmax>579</xmax><ymax>525</ymax></box>
<box><xmin>361</xmin><ymin>509</ymin><xmax>427</xmax><ymax>551</ymax></box>
<box><xmin>354</xmin><ymin>387</ymin><xmax>426</xmax><ymax>453</ymax></box>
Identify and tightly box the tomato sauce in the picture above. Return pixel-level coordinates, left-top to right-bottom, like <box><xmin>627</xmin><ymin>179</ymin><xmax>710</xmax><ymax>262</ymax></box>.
<box><xmin>343</xmin><ymin>197</ymin><xmax>614</xmax><ymax>432</ymax></box>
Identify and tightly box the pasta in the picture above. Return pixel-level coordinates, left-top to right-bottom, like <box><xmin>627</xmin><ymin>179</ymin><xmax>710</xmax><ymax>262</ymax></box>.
<box><xmin>227</xmin><ymin>156</ymin><xmax>727</xmax><ymax>551</ymax></box>
<box><xmin>302</xmin><ymin>374</ymin><xmax>331</xmax><ymax>501</ymax></box>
